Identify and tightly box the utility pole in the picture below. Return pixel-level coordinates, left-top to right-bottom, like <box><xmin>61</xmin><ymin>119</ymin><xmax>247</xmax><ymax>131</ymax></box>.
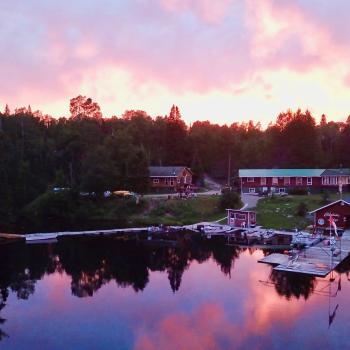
<box><xmin>227</xmin><ymin>153</ymin><xmax>231</xmax><ymax>189</ymax></box>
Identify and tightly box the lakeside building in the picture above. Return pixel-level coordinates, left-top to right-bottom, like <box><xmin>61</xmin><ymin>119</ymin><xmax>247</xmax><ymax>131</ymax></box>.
<box><xmin>149</xmin><ymin>166</ymin><xmax>193</xmax><ymax>192</ymax></box>
<box><xmin>226</xmin><ymin>209</ymin><xmax>256</xmax><ymax>228</ymax></box>
<box><xmin>310</xmin><ymin>199</ymin><xmax>350</xmax><ymax>234</ymax></box>
<box><xmin>239</xmin><ymin>168</ymin><xmax>350</xmax><ymax>195</ymax></box>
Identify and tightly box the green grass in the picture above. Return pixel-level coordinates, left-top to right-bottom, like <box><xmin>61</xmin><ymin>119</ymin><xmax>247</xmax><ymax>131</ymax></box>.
<box><xmin>130</xmin><ymin>196</ymin><xmax>225</xmax><ymax>226</ymax></box>
<box><xmin>255</xmin><ymin>193</ymin><xmax>344</xmax><ymax>230</ymax></box>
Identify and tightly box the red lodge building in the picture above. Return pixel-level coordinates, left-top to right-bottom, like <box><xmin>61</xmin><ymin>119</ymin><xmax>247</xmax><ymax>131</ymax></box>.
<box><xmin>149</xmin><ymin>166</ymin><xmax>193</xmax><ymax>192</ymax></box>
<box><xmin>239</xmin><ymin>169</ymin><xmax>350</xmax><ymax>195</ymax></box>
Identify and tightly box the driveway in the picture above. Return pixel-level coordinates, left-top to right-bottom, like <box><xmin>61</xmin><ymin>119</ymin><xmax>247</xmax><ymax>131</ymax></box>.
<box><xmin>241</xmin><ymin>194</ymin><xmax>260</xmax><ymax>210</ymax></box>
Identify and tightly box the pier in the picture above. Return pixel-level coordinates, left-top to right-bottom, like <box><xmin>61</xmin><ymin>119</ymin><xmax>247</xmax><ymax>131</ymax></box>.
<box><xmin>259</xmin><ymin>229</ymin><xmax>350</xmax><ymax>277</ymax></box>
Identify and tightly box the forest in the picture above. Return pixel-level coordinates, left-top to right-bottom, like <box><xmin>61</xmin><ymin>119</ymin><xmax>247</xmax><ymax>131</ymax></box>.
<box><xmin>0</xmin><ymin>95</ymin><xmax>350</xmax><ymax>231</ymax></box>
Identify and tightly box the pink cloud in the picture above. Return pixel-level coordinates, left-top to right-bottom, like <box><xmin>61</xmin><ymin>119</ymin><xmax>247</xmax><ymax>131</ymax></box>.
<box><xmin>2</xmin><ymin>0</ymin><xmax>350</xmax><ymax>121</ymax></box>
<box><xmin>159</xmin><ymin>0</ymin><xmax>234</xmax><ymax>24</ymax></box>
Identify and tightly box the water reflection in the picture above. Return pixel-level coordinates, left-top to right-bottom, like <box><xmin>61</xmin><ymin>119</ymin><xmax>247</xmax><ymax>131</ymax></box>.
<box><xmin>1</xmin><ymin>238</ymin><xmax>350</xmax><ymax>348</ymax></box>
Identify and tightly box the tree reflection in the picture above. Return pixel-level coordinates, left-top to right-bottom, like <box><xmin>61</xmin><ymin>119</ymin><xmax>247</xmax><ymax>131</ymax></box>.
<box><xmin>211</xmin><ymin>244</ymin><xmax>242</xmax><ymax>276</ymax></box>
<box><xmin>269</xmin><ymin>270</ymin><xmax>316</xmax><ymax>300</ymax></box>
<box><xmin>0</xmin><ymin>236</ymin><xmax>247</xmax><ymax>302</ymax></box>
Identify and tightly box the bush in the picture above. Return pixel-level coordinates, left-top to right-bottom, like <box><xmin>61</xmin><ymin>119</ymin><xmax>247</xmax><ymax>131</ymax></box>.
<box><xmin>289</xmin><ymin>188</ymin><xmax>308</xmax><ymax>195</ymax></box>
<box><xmin>320</xmin><ymin>190</ymin><xmax>330</xmax><ymax>205</ymax></box>
<box><xmin>219</xmin><ymin>191</ymin><xmax>242</xmax><ymax>210</ymax></box>
<box><xmin>296</xmin><ymin>201</ymin><xmax>308</xmax><ymax>216</ymax></box>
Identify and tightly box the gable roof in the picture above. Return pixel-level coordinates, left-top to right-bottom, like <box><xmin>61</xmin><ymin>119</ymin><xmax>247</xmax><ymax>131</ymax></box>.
<box><xmin>321</xmin><ymin>168</ymin><xmax>350</xmax><ymax>176</ymax></box>
<box><xmin>149</xmin><ymin>166</ymin><xmax>191</xmax><ymax>177</ymax></box>
<box><xmin>309</xmin><ymin>199</ymin><xmax>350</xmax><ymax>214</ymax></box>
<box><xmin>239</xmin><ymin>169</ymin><xmax>325</xmax><ymax>178</ymax></box>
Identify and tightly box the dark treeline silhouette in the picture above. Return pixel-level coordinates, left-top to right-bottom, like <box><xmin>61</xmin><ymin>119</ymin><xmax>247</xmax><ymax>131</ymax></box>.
<box><xmin>1</xmin><ymin>98</ymin><xmax>350</xmax><ymax>230</ymax></box>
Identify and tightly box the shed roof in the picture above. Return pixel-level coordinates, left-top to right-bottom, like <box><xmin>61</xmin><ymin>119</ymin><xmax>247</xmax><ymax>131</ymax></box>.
<box><xmin>309</xmin><ymin>199</ymin><xmax>350</xmax><ymax>214</ymax></box>
<box><xmin>149</xmin><ymin>166</ymin><xmax>191</xmax><ymax>177</ymax></box>
<box><xmin>239</xmin><ymin>169</ymin><xmax>325</xmax><ymax>177</ymax></box>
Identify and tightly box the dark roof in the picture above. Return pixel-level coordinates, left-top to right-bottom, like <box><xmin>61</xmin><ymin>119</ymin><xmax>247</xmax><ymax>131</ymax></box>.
<box><xmin>321</xmin><ymin>168</ymin><xmax>350</xmax><ymax>176</ymax></box>
<box><xmin>149</xmin><ymin>166</ymin><xmax>191</xmax><ymax>177</ymax></box>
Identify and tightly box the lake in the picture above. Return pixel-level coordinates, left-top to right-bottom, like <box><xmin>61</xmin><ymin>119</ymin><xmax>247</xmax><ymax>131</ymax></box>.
<box><xmin>0</xmin><ymin>236</ymin><xmax>349</xmax><ymax>350</ymax></box>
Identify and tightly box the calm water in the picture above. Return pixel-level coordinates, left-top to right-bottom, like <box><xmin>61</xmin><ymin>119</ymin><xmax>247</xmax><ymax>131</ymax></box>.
<box><xmin>1</xmin><ymin>237</ymin><xmax>350</xmax><ymax>350</ymax></box>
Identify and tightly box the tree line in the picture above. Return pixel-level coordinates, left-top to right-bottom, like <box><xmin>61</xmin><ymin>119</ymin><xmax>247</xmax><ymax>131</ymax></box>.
<box><xmin>0</xmin><ymin>96</ymin><xmax>350</xmax><ymax>228</ymax></box>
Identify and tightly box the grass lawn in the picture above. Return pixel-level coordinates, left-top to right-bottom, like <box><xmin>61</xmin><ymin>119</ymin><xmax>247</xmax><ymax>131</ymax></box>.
<box><xmin>255</xmin><ymin>193</ymin><xmax>345</xmax><ymax>230</ymax></box>
<box><xmin>130</xmin><ymin>196</ymin><xmax>226</xmax><ymax>226</ymax></box>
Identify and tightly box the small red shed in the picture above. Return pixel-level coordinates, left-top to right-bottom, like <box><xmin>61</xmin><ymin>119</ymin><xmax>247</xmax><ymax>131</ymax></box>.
<box><xmin>226</xmin><ymin>209</ymin><xmax>256</xmax><ymax>228</ymax></box>
<box><xmin>309</xmin><ymin>199</ymin><xmax>350</xmax><ymax>234</ymax></box>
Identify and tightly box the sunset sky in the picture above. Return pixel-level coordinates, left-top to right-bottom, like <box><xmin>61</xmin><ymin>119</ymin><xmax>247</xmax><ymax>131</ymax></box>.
<box><xmin>2</xmin><ymin>0</ymin><xmax>350</xmax><ymax>126</ymax></box>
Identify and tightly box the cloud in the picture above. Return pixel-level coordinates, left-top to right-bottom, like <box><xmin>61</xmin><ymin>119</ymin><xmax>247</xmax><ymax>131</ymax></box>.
<box><xmin>1</xmin><ymin>0</ymin><xmax>350</xmax><ymax>124</ymax></box>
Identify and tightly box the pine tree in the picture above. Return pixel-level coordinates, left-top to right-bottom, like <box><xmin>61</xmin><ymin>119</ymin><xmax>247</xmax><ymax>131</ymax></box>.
<box><xmin>4</xmin><ymin>104</ymin><xmax>10</xmax><ymax>115</ymax></box>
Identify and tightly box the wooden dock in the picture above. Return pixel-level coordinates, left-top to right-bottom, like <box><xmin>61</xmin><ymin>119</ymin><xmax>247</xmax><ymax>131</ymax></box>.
<box><xmin>0</xmin><ymin>233</ymin><xmax>25</xmax><ymax>245</ymax></box>
<box><xmin>259</xmin><ymin>229</ymin><xmax>350</xmax><ymax>277</ymax></box>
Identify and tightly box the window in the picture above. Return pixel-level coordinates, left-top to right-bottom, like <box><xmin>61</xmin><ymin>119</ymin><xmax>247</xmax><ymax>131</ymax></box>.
<box><xmin>322</xmin><ymin>176</ymin><xmax>338</xmax><ymax>185</ymax></box>
<box><xmin>247</xmin><ymin>177</ymin><xmax>254</xmax><ymax>182</ymax></box>
<box><xmin>170</xmin><ymin>179</ymin><xmax>174</xmax><ymax>186</ymax></box>
<box><xmin>272</xmin><ymin>177</ymin><xmax>278</xmax><ymax>185</ymax></box>
<box><xmin>331</xmin><ymin>177</ymin><xmax>338</xmax><ymax>185</ymax></box>
<box><xmin>284</xmin><ymin>177</ymin><xmax>290</xmax><ymax>185</ymax></box>
<box><xmin>249</xmin><ymin>188</ymin><xmax>255</xmax><ymax>193</ymax></box>
<box><xmin>307</xmin><ymin>177</ymin><xmax>312</xmax><ymax>185</ymax></box>
<box><xmin>153</xmin><ymin>178</ymin><xmax>159</xmax><ymax>184</ymax></box>
<box><xmin>260</xmin><ymin>177</ymin><xmax>266</xmax><ymax>185</ymax></box>
<box><xmin>296</xmin><ymin>177</ymin><xmax>303</xmax><ymax>185</ymax></box>
<box><xmin>165</xmin><ymin>178</ymin><xmax>169</xmax><ymax>185</ymax></box>
<box><xmin>235</xmin><ymin>213</ymin><xmax>246</xmax><ymax>220</ymax></box>
<box><xmin>279</xmin><ymin>188</ymin><xmax>285</xmax><ymax>193</ymax></box>
<box><xmin>177</xmin><ymin>178</ymin><xmax>181</xmax><ymax>184</ymax></box>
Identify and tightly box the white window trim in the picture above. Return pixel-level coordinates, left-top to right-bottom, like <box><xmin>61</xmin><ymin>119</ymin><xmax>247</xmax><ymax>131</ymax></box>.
<box><xmin>153</xmin><ymin>178</ymin><xmax>159</xmax><ymax>184</ymax></box>
<box><xmin>247</xmin><ymin>177</ymin><xmax>254</xmax><ymax>182</ymax></box>
<box><xmin>322</xmin><ymin>176</ymin><xmax>338</xmax><ymax>185</ymax></box>
<box><xmin>170</xmin><ymin>179</ymin><xmax>174</xmax><ymax>186</ymax></box>
<box><xmin>279</xmin><ymin>188</ymin><xmax>286</xmax><ymax>193</ymax></box>
<box><xmin>272</xmin><ymin>177</ymin><xmax>278</xmax><ymax>185</ymax></box>
<box><xmin>248</xmin><ymin>188</ymin><xmax>256</xmax><ymax>193</ymax></box>
<box><xmin>307</xmin><ymin>177</ymin><xmax>312</xmax><ymax>185</ymax></box>
<box><xmin>260</xmin><ymin>177</ymin><xmax>266</xmax><ymax>185</ymax></box>
<box><xmin>296</xmin><ymin>177</ymin><xmax>303</xmax><ymax>185</ymax></box>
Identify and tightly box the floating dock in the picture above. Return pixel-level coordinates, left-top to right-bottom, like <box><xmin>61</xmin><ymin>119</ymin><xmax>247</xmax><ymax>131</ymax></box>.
<box><xmin>259</xmin><ymin>229</ymin><xmax>350</xmax><ymax>277</ymax></box>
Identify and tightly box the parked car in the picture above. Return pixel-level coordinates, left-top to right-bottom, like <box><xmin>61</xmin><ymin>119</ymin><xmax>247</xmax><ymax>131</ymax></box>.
<box><xmin>113</xmin><ymin>190</ymin><xmax>134</xmax><ymax>197</ymax></box>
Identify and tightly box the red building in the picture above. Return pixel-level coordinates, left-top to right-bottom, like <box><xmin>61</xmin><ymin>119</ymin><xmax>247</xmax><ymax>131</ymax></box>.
<box><xmin>239</xmin><ymin>169</ymin><xmax>350</xmax><ymax>195</ymax></box>
<box><xmin>227</xmin><ymin>209</ymin><xmax>256</xmax><ymax>228</ymax></box>
<box><xmin>149</xmin><ymin>166</ymin><xmax>193</xmax><ymax>192</ymax></box>
<box><xmin>309</xmin><ymin>199</ymin><xmax>350</xmax><ymax>234</ymax></box>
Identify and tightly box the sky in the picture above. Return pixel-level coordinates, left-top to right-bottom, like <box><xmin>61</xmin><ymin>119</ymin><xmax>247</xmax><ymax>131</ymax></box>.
<box><xmin>1</xmin><ymin>0</ymin><xmax>350</xmax><ymax>126</ymax></box>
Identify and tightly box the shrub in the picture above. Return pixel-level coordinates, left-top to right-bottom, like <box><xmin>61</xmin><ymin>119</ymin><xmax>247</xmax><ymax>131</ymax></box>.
<box><xmin>289</xmin><ymin>188</ymin><xmax>308</xmax><ymax>195</ymax></box>
<box><xmin>296</xmin><ymin>201</ymin><xmax>308</xmax><ymax>216</ymax></box>
<box><xmin>320</xmin><ymin>190</ymin><xmax>330</xmax><ymax>205</ymax></box>
<box><xmin>219</xmin><ymin>191</ymin><xmax>242</xmax><ymax>210</ymax></box>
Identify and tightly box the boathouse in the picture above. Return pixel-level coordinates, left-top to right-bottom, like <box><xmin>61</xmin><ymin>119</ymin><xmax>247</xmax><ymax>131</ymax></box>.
<box><xmin>149</xmin><ymin>166</ymin><xmax>193</xmax><ymax>192</ymax></box>
<box><xmin>309</xmin><ymin>199</ymin><xmax>350</xmax><ymax>234</ymax></box>
<box><xmin>227</xmin><ymin>209</ymin><xmax>256</xmax><ymax>228</ymax></box>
